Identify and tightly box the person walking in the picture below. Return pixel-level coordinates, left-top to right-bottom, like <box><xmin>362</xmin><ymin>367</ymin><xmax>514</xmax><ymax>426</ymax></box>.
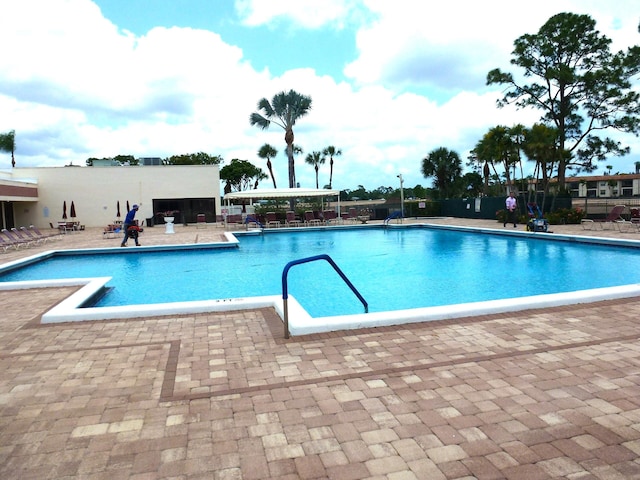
<box><xmin>121</xmin><ymin>204</ymin><xmax>140</xmax><ymax>247</ymax></box>
<box><xmin>504</xmin><ymin>191</ymin><xmax>517</xmax><ymax>228</ymax></box>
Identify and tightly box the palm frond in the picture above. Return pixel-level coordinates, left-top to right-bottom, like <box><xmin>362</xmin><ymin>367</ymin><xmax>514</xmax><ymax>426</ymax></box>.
<box><xmin>249</xmin><ymin>113</ymin><xmax>271</xmax><ymax>130</ymax></box>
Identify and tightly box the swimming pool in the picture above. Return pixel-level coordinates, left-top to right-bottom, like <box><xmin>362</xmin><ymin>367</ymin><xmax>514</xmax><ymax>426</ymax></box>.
<box><xmin>2</xmin><ymin>224</ymin><xmax>640</xmax><ymax>334</ymax></box>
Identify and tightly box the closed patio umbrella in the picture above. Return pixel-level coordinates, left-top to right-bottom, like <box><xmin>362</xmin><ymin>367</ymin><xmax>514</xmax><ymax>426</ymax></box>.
<box><xmin>116</xmin><ymin>201</ymin><xmax>121</xmax><ymax>218</ymax></box>
<box><xmin>126</xmin><ymin>200</ymin><xmax>130</xmax><ymax>212</ymax></box>
<box><xmin>62</xmin><ymin>200</ymin><xmax>67</xmax><ymax>219</ymax></box>
<box><xmin>70</xmin><ymin>201</ymin><xmax>76</xmax><ymax>219</ymax></box>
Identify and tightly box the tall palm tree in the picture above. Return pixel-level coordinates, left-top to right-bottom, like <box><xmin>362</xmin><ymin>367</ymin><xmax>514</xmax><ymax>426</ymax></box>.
<box><xmin>249</xmin><ymin>90</ymin><xmax>312</xmax><ymax>191</ymax></box>
<box><xmin>257</xmin><ymin>143</ymin><xmax>278</xmax><ymax>188</ymax></box>
<box><xmin>0</xmin><ymin>130</ymin><xmax>16</xmax><ymax>167</ymax></box>
<box><xmin>472</xmin><ymin>125</ymin><xmax>520</xmax><ymax>193</ymax></box>
<box><xmin>305</xmin><ymin>151</ymin><xmax>326</xmax><ymax>189</ymax></box>
<box><xmin>322</xmin><ymin>146</ymin><xmax>342</xmax><ymax>189</ymax></box>
<box><xmin>421</xmin><ymin>147</ymin><xmax>462</xmax><ymax>199</ymax></box>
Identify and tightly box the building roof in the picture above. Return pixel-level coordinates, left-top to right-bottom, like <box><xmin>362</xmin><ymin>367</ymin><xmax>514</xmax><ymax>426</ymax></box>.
<box><xmin>223</xmin><ymin>188</ymin><xmax>340</xmax><ymax>200</ymax></box>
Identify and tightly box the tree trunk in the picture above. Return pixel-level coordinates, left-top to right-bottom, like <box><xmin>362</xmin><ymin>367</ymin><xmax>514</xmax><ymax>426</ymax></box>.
<box><xmin>267</xmin><ymin>159</ymin><xmax>276</xmax><ymax>188</ymax></box>
<box><xmin>329</xmin><ymin>158</ymin><xmax>334</xmax><ymax>189</ymax></box>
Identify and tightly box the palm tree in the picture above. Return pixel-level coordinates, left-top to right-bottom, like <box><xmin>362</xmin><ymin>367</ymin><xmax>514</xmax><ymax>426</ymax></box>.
<box><xmin>421</xmin><ymin>147</ymin><xmax>462</xmax><ymax>199</ymax></box>
<box><xmin>249</xmin><ymin>90</ymin><xmax>312</xmax><ymax>191</ymax></box>
<box><xmin>0</xmin><ymin>130</ymin><xmax>16</xmax><ymax>167</ymax></box>
<box><xmin>257</xmin><ymin>143</ymin><xmax>278</xmax><ymax>188</ymax></box>
<box><xmin>472</xmin><ymin>126</ymin><xmax>520</xmax><ymax>193</ymax></box>
<box><xmin>322</xmin><ymin>146</ymin><xmax>342</xmax><ymax>189</ymax></box>
<box><xmin>305</xmin><ymin>151</ymin><xmax>326</xmax><ymax>189</ymax></box>
<box><xmin>521</xmin><ymin>123</ymin><xmax>561</xmax><ymax>197</ymax></box>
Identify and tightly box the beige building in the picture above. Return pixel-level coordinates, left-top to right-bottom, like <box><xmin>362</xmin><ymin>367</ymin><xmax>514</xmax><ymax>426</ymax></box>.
<box><xmin>565</xmin><ymin>174</ymin><xmax>640</xmax><ymax>198</ymax></box>
<box><xmin>0</xmin><ymin>164</ymin><xmax>221</xmax><ymax>229</ymax></box>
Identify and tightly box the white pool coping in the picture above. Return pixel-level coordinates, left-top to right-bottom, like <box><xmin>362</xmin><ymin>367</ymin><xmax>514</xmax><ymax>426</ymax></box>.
<box><xmin>2</xmin><ymin>224</ymin><xmax>640</xmax><ymax>336</ymax></box>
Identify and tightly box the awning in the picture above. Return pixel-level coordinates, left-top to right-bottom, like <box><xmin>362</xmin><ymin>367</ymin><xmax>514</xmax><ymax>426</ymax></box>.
<box><xmin>224</xmin><ymin>188</ymin><xmax>340</xmax><ymax>200</ymax></box>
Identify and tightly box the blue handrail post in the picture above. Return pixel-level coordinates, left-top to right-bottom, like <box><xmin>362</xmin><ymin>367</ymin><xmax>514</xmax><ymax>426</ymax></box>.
<box><xmin>281</xmin><ymin>254</ymin><xmax>368</xmax><ymax>339</ymax></box>
<box><xmin>244</xmin><ymin>215</ymin><xmax>264</xmax><ymax>229</ymax></box>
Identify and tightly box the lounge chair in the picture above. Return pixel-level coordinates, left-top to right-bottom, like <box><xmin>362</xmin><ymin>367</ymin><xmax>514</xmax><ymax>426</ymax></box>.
<box><xmin>1</xmin><ymin>229</ymin><xmax>31</xmax><ymax>248</ymax></box>
<box><xmin>11</xmin><ymin>227</ymin><xmax>40</xmax><ymax>245</ymax></box>
<box><xmin>304</xmin><ymin>210</ymin><xmax>322</xmax><ymax>227</ymax></box>
<box><xmin>618</xmin><ymin>207</ymin><xmax>640</xmax><ymax>232</ymax></box>
<box><xmin>285</xmin><ymin>211</ymin><xmax>302</xmax><ymax>227</ymax></box>
<box><xmin>347</xmin><ymin>207</ymin><xmax>359</xmax><ymax>223</ymax></box>
<box><xmin>225</xmin><ymin>214</ymin><xmax>244</xmax><ymax>229</ymax></box>
<box><xmin>103</xmin><ymin>225</ymin><xmax>113</xmax><ymax>239</ymax></box>
<box><xmin>581</xmin><ymin>204</ymin><xmax>626</xmax><ymax>230</ymax></box>
<box><xmin>30</xmin><ymin>224</ymin><xmax>61</xmax><ymax>241</ymax></box>
<box><xmin>266</xmin><ymin>212</ymin><xmax>281</xmax><ymax>228</ymax></box>
<box><xmin>323</xmin><ymin>209</ymin><xmax>338</xmax><ymax>225</ymax></box>
<box><xmin>11</xmin><ymin>227</ymin><xmax>38</xmax><ymax>246</ymax></box>
<box><xmin>0</xmin><ymin>233</ymin><xmax>17</xmax><ymax>252</ymax></box>
<box><xmin>19</xmin><ymin>226</ymin><xmax>46</xmax><ymax>244</ymax></box>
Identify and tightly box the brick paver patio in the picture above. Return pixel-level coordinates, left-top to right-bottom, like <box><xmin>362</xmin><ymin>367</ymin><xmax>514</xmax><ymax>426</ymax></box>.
<box><xmin>1</xmin><ymin>220</ymin><xmax>639</xmax><ymax>479</ymax></box>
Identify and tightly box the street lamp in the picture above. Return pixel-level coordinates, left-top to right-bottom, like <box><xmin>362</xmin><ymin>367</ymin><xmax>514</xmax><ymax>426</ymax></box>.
<box><xmin>397</xmin><ymin>174</ymin><xmax>404</xmax><ymax>221</ymax></box>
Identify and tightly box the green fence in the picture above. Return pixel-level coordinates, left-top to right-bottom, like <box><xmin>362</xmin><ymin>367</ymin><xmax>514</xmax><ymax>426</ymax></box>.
<box><xmin>440</xmin><ymin>195</ymin><xmax>572</xmax><ymax>220</ymax></box>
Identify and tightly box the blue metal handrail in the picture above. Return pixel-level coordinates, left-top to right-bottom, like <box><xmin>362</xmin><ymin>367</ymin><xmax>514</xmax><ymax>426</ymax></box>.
<box><xmin>281</xmin><ymin>254</ymin><xmax>368</xmax><ymax>338</ymax></box>
<box><xmin>384</xmin><ymin>211</ymin><xmax>403</xmax><ymax>225</ymax></box>
<box><xmin>244</xmin><ymin>215</ymin><xmax>264</xmax><ymax>229</ymax></box>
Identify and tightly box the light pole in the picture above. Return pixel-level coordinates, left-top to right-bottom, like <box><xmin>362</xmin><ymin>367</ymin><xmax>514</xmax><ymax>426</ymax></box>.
<box><xmin>397</xmin><ymin>174</ymin><xmax>404</xmax><ymax>221</ymax></box>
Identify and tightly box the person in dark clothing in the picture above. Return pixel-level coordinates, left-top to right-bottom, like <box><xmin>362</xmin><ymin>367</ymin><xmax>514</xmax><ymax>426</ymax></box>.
<box><xmin>126</xmin><ymin>225</ymin><xmax>143</xmax><ymax>246</ymax></box>
<box><xmin>121</xmin><ymin>204</ymin><xmax>140</xmax><ymax>247</ymax></box>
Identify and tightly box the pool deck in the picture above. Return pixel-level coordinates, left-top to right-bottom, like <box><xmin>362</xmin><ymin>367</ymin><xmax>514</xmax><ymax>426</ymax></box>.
<box><xmin>1</xmin><ymin>219</ymin><xmax>640</xmax><ymax>479</ymax></box>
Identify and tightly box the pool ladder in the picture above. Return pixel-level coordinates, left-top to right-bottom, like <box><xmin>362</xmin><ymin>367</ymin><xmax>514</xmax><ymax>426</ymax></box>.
<box><xmin>281</xmin><ymin>254</ymin><xmax>368</xmax><ymax>338</ymax></box>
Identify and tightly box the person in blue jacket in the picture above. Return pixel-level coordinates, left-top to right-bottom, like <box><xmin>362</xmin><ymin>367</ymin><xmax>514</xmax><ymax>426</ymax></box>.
<box><xmin>121</xmin><ymin>204</ymin><xmax>140</xmax><ymax>247</ymax></box>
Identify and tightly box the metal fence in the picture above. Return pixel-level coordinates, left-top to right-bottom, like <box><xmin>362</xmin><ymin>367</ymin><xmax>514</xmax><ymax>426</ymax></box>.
<box><xmin>572</xmin><ymin>197</ymin><xmax>640</xmax><ymax>220</ymax></box>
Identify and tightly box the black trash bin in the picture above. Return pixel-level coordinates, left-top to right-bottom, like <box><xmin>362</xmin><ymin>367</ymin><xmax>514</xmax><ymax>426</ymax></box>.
<box><xmin>146</xmin><ymin>217</ymin><xmax>154</xmax><ymax>227</ymax></box>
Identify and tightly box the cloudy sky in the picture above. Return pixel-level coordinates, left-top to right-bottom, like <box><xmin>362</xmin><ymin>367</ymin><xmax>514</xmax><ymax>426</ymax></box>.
<box><xmin>1</xmin><ymin>0</ymin><xmax>638</xmax><ymax>191</ymax></box>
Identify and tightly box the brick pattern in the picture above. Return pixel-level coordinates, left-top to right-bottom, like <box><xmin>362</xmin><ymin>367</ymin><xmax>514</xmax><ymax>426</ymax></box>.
<box><xmin>0</xmin><ymin>221</ymin><xmax>640</xmax><ymax>478</ymax></box>
<box><xmin>1</xmin><ymin>288</ymin><xmax>640</xmax><ymax>478</ymax></box>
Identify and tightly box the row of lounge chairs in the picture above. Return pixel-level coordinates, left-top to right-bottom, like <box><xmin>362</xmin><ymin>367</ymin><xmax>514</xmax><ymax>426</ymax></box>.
<box><xmin>0</xmin><ymin>225</ymin><xmax>62</xmax><ymax>252</ymax></box>
<box><xmin>228</xmin><ymin>209</ymin><xmax>367</xmax><ymax>229</ymax></box>
<box><xmin>581</xmin><ymin>205</ymin><xmax>640</xmax><ymax>232</ymax></box>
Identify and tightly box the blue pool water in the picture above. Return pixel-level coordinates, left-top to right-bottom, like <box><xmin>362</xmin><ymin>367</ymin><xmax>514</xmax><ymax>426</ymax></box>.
<box><xmin>2</xmin><ymin>227</ymin><xmax>640</xmax><ymax>317</ymax></box>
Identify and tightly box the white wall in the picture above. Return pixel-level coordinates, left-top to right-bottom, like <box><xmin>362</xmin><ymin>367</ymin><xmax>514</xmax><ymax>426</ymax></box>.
<box><xmin>12</xmin><ymin>165</ymin><xmax>220</xmax><ymax>228</ymax></box>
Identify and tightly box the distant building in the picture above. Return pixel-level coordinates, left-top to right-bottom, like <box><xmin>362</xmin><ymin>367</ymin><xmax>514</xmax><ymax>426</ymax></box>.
<box><xmin>530</xmin><ymin>174</ymin><xmax>640</xmax><ymax>198</ymax></box>
<box><xmin>0</xmin><ymin>164</ymin><xmax>221</xmax><ymax>229</ymax></box>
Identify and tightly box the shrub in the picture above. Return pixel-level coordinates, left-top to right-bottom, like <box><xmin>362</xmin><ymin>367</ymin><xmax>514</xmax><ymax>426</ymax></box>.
<box><xmin>496</xmin><ymin>209</ymin><xmax>527</xmax><ymax>224</ymax></box>
<box><xmin>545</xmin><ymin>207</ymin><xmax>586</xmax><ymax>225</ymax></box>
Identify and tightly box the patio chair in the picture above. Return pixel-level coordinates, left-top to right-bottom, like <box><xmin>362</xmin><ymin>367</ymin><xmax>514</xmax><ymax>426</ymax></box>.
<box><xmin>581</xmin><ymin>204</ymin><xmax>626</xmax><ymax>230</ymax></box>
<box><xmin>323</xmin><ymin>209</ymin><xmax>338</xmax><ymax>225</ymax></box>
<box><xmin>51</xmin><ymin>222</ymin><xmax>67</xmax><ymax>234</ymax></box>
<box><xmin>304</xmin><ymin>210</ymin><xmax>322</xmax><ymax>227</ymax></box>
<box><xmin>265</xmin><ymin>212</ymin><xmax>281</xmax><ymax>228</ymax></box>
<box><xmin>225</xmin><ymin>214</ymin><xmax>244</xmax><ymax>229</ymax></box>
<box><xmin>285</xmin><ymin>211</ymin><xmax>302</xmax><ymax>227</ymax></box>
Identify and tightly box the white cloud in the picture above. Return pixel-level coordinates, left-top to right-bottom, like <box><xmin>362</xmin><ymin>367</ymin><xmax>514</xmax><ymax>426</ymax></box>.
<box><xmin>0</xmin><ymin>0</ymin><xmax>637</xmax><ymax>191</ymax></box>
<box><xmin>235</xmin><ymin>0</ymin><xmax>362</xmax><ymax>29</ymax></box>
